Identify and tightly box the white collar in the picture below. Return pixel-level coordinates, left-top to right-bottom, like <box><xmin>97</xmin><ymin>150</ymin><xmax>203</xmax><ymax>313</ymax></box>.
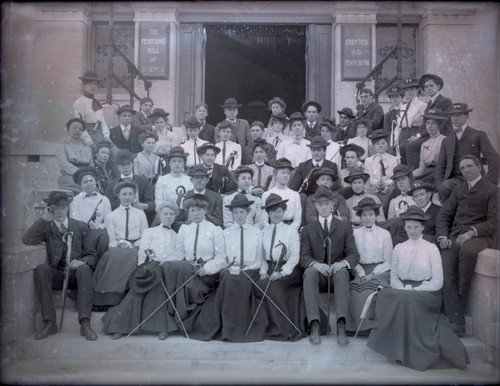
<box><xmin>319</xmin><ymin>214</ymin><xmax>333</xmax><ymax>226</ymax></box>
<box><xmin>121</xmin><ymin>124</ymin><xmax>130</xmax><ymax>130</ymax></box>
<box><xmin>312</xmin><ymin>159</ymin><xmax>324</xmax><ymax>168</ymax></box>
<box><xmin>430</xmin><ymin>92</ymin><xmax>441</xmax><ymax>103</ymax></box>
<box><xmin>120</xmin><ymin>204</ymin><xmax>131</xmax><ymax>210</ymax></box>
<box><xmin>422</xmin><ymin>201</ymin><xmax>432</xmax><ymax>212</ymax></box>
<box><xmin>254</xmin><ymin>161</ymin><xmax>265</xmax><ymax>167</ymax></box>
<box><xmin>468</xmin><ymin>175</ymin><xmax>482</xmax><ymax>189</ymax></box>
<box><xmin>120</xmin><ymin>174</ymin><xmax>133</xmax><ymax>180</ymax></box>
<box><xmin>54</xmin><ymin>218</ymin><xmax>69</xmax><ymax>230</ymax></box>
<box><xmin>194</xmin><ymin>189</ymin><xmax>206</xmax><ymax>195</ymax></box>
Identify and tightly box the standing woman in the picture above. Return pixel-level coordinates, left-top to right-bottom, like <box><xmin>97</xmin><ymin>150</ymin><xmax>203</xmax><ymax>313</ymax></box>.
<box><xmin>367</xmin><ymin>206</ymin><xmax>469</xmax><ymax>370</ymax></box>
<box><xmin>93</xmin><ymin>141</ymin><xmax>118</xmax><ymax>195</ymax></box>
<box><xmin>55</xmin><ymin>118</ymin><xmax>94</xmax><ymax>194</ymax></box>
<box><xmin>133</xmin><ymin>131</ymin><xmax>160</xmax><ymax>183</ymax></box>
<box><xmin>257</xmin><ymin>193</ymin><xmax>307</xmax><ymax>341</ymax></box>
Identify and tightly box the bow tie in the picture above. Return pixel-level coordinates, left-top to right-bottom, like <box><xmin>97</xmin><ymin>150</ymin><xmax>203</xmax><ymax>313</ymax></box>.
<box><xmin>353</xmin><ymin>192</ymin><xmax>364</xmax><ymax>196</ymax></box>
<box><xmin>162</xmin><ymin>225</ymin><xmax>171</xmax><ymax>229</ymax></box>
<box><xmin>84</xmin><ymin>192</ymin><xmax>98</xmax><ymax>197</ymax></box>
<box><xmin>83</xmin><ymin>91</ymin><xmax>103</xmax><ymax>112</ymax></box>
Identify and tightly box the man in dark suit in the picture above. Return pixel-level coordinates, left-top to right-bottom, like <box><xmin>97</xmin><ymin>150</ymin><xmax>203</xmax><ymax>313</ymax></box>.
<box><xmin>22</xmin><ymin>191</ymin><xmax>98</xmax><ymax>341</ymax></box>
<box><xmin>197</xmin><ymin>142</ymin><xmax>236</xmax><ymax>194</ymax></box>
<box><xmin>333</xmin><ymin>107</ymin><xmax>356</xmax><ymax>144</ymax></box>
<box><xmin>437</xmin><ymin>155</ymin><xmax>499</xmax><ymax>335</ymax></box>
<box><xmin>302</xmin><ymin>101</ymin><xmax>322</xmax><ymax>140</ymax></box>
<box><xmin>110</xmin><ymin>105</ymin><xmax>142</xmax><ymax>154</ymax></box>
<box><xmin>300</xmin><ymin>186</ymin><xmax>359</xmax><ymax>345</ymax></box>
<box><xmin>195</xmin><ymin>102</ymin><xmax>216</xmax><ymax>143</ymax></box>
<box><xmin>356</xmin><ymin>88</ymin><xmax>384</xmax><ymax>131</ymax></box>
<box><xmin>404</xmin><ymin>74</ymin><xmax>453</xmax><ymax>169</ymax></box>
<box><xmin>105</xmin><ymin>149</ymin><xmax>155</xmax><ymax>223</ymax></box>
<box><xmin>130</xmin><ymin>97</ymin><xmax>154</xmax><ymax>133</ymax></box>
<box><xmin>434</xmin><ymin>103</ymin><xmax>499</xmax><ymax>203</ymax></box>
<box><xmin>215</xmin><ymin>98</ymin><xmax>251</xmax><ymax>147</ymax></box>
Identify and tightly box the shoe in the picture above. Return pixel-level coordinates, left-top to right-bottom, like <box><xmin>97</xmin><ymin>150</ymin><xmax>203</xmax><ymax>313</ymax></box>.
<box><xmin>158</xmin><ymin>332</ymin><xmax>168</xmax><ymax>340</ymax></box>
<box><xmin>80</xmin><ymin>319</ymin><xmax>98</xmax><ymax>341</ymax></box>
<box><xmin>337</xmin><ymin>321</ymin><xmax>349</xmax><ymax>346</ymax></box>
<box><xmin>309</xmin><ymin>320</ymin><xmax>321</xmax><ymax>345</ymax></box>
<box><xmin>35</xmin><ymin>320</ymin><xmax>57</xmax><ymax>340</ymax></box>
<box><xmin>451</xmin><ymin>322</ymin><xmax>466</xmax><ymax>337</ymax></box>
<box><xmin>111</xmin><ymin>333</ymin><xmax>123</xmax><ymax>340</ymax></box>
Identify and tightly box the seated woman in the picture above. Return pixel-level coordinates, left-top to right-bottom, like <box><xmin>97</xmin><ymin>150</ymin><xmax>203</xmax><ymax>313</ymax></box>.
<box><xmin>102</xmin><ymin>201</ymin><xmax>180</xmax><ymax>340</ymax></box>
<box><xmin>161</xmin><ymin>195</ymin><xmax>226</xmax><ymax>334</ymax></box>
<box><xmin>256</xmin><ymin>193</ymin><xmax>307</xmax><ymax>341</ymax></box>
<box><xmin>69</xmin><ymin>166</ymin><xmax>111</xmax><ymax>261</ymax></box>
<box><xmin>93</xmin><ymin>181</ymin><xmax>148</xmax><ymax>308</ymax></box>
<box><xmin>133</xmin><ymin>131</ymin><xmax>160</xmax><ymax>184</ymax></box>
<box><xmin>412</xmin><ymin>108</ymin><xmax>447</xmax><ymax>183</ymax></box>
<box><xmin>93</xmin><ymin>141</ymin><xmax>118</xmax><ymax>195</ymax></box>
<box><xmin>183</xmin><ymin>193</ymin><xmax>266</xmax><ymax>342</ymax></box>
<box><xmin>346</xmin><ymin>118</ymin><xmax>375</xmax><ymax>161</ymax></box>
<box><xmin>55</xmin><ymin>118</ymin><xmax>94</xmax><ymax>194</ymax></box>
<box><xmin>248</xmin><ymin>139</ymin><xmax>275</xmax><ymax>197</ymax></box>
<box><xmin>346</xmin><ymin>197</ymin><xmax>392</xmax><ymax>334</ymax></box>
<box><xmin>367</xmin><ymin>206</ymin><xmax>469</xmax><ymax>371</ymax></box>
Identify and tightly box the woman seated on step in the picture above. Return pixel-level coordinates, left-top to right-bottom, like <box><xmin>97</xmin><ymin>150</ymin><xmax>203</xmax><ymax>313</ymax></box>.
<box><xmin>367</xmin><ymin>206</ymin><xmax>470</xmax><ymax>371</ymax></box>
<box><xmin>102</xmin><ymin>201</ymin><xmax>180</xmax><ymax>340</ymax></box>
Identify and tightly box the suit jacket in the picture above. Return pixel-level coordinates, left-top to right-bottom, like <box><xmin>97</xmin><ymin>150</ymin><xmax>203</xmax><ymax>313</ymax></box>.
<box><xmin>333</xmin><ymin>124</ymin><xmax>355</xmax><ymax>144</ymax></box>
<box><xmin>130</xmin><ymin>111</ymin><xmax>153</xmax><ymax>133</ymax></box>
<box><xmin>105</xmin><ymin>174</ymin><xmax>155</xmax><ymax>216</ymax></box>
<box><xmin>215</xmin><ymin>118</ymin><xmax>251</xmax><ymax>147</ymax></box>
<box><xmin>435</xmin><ymin>126</ymin><xmax>499</xmax><ymax>186</ymax></box>
<box><xmin>436</xmin><ymin>178</ymin><xmax>498</xmax><ymax>241</ymax></box>
<box><xmin>299</xmin><ymin>217</ymin><xmax>359</xmax><ymax>269</ymax></box>
<box><xmin>304</xmin><ymin>121</ymin><xmax>321</xmax><ymax>140</ymax></box>
<box><xmin>356</xmin><ymin>102</ymin><xmax>384</xmax><ymax>131</ymax></box>
<box><xmin>305</xmin><ymin>191</ymin><xmax>349</xmax><ymax>224</ymax></box>
<box><xmin>179</xmin><ymin>189</ymin><xmax>223</xmax><ymax>228</ymax></box>
<box><xmin>205</xmin><ymin>163</ymin><xmax>236</xmax><ymax>194</ymax></box>
<box><xmin>199</xmin><ymin>122</ymin><xmax>216</xmax><ymax>143</ymax></box>
<box><xmin>288</xmin><ymin>159</ymin><xmax>339</xmax><ymax>196</ymax></box>
<box><xmin>110</xmin><ymin>126</ymin><xmax>142</xmax><ymax>153</ymax></box>
<box><xmin>22</xmin><ymin>218</ymin><xmax>96</xmax><ymax>269</ymax></box>
<box><xmin>384</xmin><ymin>108</ymin><xmax>400</xmax><ymax>132</ymax></box>
<box><xmin>418</xmin><ymin>94</ymin><xmax>453</xmax><ymax>138</ymax></box>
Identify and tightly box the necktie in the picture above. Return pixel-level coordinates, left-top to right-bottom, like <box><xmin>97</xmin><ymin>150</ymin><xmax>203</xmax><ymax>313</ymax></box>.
<box><xmin>222</xmin><ymin>142</ymin><xmax>227</xmax><ymax>165</ymax></box>
<box><xmin>257</xmin><ymin>165</ymin><xmax>262</xmax><ymax>187</ymax></box>
<box><xmin>269</xmin><ymin>225</ymin><xmax>277</xmax><ymax>260</ymax></box>
<box><xmin>240</xmin><ymin>225</ymin><xmax>245</xmax><ymax>267</ymax></box>
<box><xmin>193</xmin><ymin>139</ymin><xmax>198</xmax><ymax>166</ymax></box>
<box><xmin>60</xmin><ymin>223</ymin><xmax>68</xmax><ymax>235</ymax></box>
<box><xmin>83</xmin><ymin>91</ymin><xmax>103</xmax><ymax>112</ymax></box>
<box><xmin>427</xmin><ymin>99</ymin><xmax>433</xmax><ymax>109</ymax></box>
<box><xmin>162</xmin><ymin>225</ymin><xmax>171</xmax><ymax>229</ymax></box>
<box><xmin>323</xmin><ymin>218</ymin><xmax>329</xmax><ymax>238</ymax></box>
<box><xmin>193</xmin><ymin>223</ymin><xmax>200</xmax><ymax>259</ymax></box>
<box><xmin>123</xmin><ymin>127</ymin><xmax>130</xmax><ymax>141</ymax></box>
<box><xmin>455</xmin><ymin>127</ymin><xmax>462</xmax><ymax>135</ymax></box>
<box><xmin>125</xmin><ymin>207</ymin><xmax>130</xmax><ymax>240</ymax></box>
<box><xmin>206</xmin><ymin>168</ymin><xmax>213</xmax><ymax>179</ymax></box>
<box><xmin>84</xmin><ymin>192</ymin><xmax>97</xmax><ymax>197</ymax></box>
<box><xmin>273</xmin><ymin>136</ymin><xmax>279</xmax><ymax>148</ymax></box>
<box><xmin>379</xmin><ymin>159</ymin><xmax>386</xmax><ymax>177</ymax></box>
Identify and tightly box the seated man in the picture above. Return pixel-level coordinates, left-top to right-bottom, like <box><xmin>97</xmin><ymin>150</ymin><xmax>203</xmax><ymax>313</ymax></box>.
<box><xmin>333</xmin><ymin>107</ymin><xmax>356</xmax><ymax>144</ymax></box>
<box><xmin>437</xmin><ymin>155</ymin><xmax>498</xmax><ymax>335</ymax></box>
<box><xmin>302</xmin><ymin>100</ymin><xmax>322</xmax><ymax>140</ymax></box>
<box><xmin>197</xmin><ymin>142</ymin><xmax>236</xmax><ymax>194</ymax></box>
<box><xmin>300</xmin><ymin>186</ymin><xmax>359</xmax><ymax>345</ymax></box>
<box><xmin>130</xmin><ymin>97</ymin><xmax>154</xmax><ymax>133</ymax></box>
<box><xmin>109</xmin><ymin>105</ymin><xmax>142</xmax><ymax>154</ymax></box>
<box><xmin>22</xmin><ymin>191</ymin><xmax>98</xmax><ymax>340</ymax></box>
<box><xmin>356</xmin><ymin>88</ymin><xmax>384</xmax><ymax>131</ymax></box>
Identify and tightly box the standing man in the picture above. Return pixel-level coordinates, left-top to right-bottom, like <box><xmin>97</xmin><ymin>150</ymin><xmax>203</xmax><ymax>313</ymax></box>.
<box><xmin>437</xmin><ymin>155</ymin><xmax>498</xmax><ymax>335</ymax></box>
<box><xmin>195</xmin><ymin>103</ymin><xmax>216</xmax><ymax>143</ymax></box>
<box><xmin>300</xmin><ymin>186</ymin><xmax>359</xmax><ymax>345</ymax></box>
<box><xmin>131</xmin><ymin>97</ymin><xmax>154</xmax><ymax>133</ymax></box>
<box><xmin>276</xmin><ymin>112</ymin><xmax>311</xmax><ymax>168</ymax></box>
<box><xmin>356</xmin><ymin>88</ymin><xmax>384</xmax><ymax>131</ymax></box>
<box><xmin>110</xmin><ymin>105</ymin><xmax>142</xmax><ymax>154</ymax></box>
<box><xmin>302</xmin><ymin>101</ymin><xmax>322</xmax><ymax>140</ymax></box>
<box><xmin>215</xmin><ymin>98</ymin><xmax>251</xmax><ymax>147</ymax></box>
<box><xmin>333</xmin><ymin>107</ymin><xmax>356</xmax><ymax>144</ymax></box>
<box><xmin>22</xmin><ymin>191</ymin><xmax>98</xmax><ymax>340</ymax></box>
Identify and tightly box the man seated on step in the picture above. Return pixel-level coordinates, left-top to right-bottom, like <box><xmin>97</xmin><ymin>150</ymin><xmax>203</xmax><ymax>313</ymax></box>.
<box><xmin>22</xmin><ymin>191</ymin><xmax>98</xmax><ymax>341</ymax></box>
<box><xmin>299</xmin><ymin>186</ymin><xmax>359</xmax><ymax>345</ymax></box>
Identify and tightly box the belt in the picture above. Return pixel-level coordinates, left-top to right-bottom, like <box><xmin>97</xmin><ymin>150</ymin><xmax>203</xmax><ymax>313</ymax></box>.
<box><xmin>401</xmin><ymin>279</ymin><xmax>425</xmax><ymax>288</ymax></box>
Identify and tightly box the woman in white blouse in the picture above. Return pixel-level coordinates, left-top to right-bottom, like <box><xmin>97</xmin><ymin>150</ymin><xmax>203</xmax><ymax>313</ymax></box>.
<box><xmin>347</xmin><ymin>197</ymin><xmax>392</xmax><ymax>333</ymax></box>
<box><xmin>367</xmin><ymin>206</ymin><xmax>469</xmax><ymax>371</ymax></box>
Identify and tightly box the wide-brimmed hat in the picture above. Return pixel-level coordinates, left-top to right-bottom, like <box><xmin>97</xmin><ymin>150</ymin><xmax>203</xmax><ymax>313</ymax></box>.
<box><xmin>422</xmin><ymin>108</ymin><xmax>449</xmax><ymax>120</ymax></box>
<box><xmin>116</xmin><ymin>149</ymin><xmax>136</xmax><ymax>164</ymax></box>
<box><xmin>449</xmin><ymin>103</ymin><xmax>473</xmax><ymax>115</ymax></box>
<box><xmin>407</xmin><ymin>181</ymin><xmax>434</xmax><ymax>196</ymax></box>
<box><xmin>189</xmin><ymin>165</ymin><xmax>209</xmax><ymax>178</ymax></box>
<box><xmin>184</xmin><ymin>116</ymin><xmax>202</xmax><ymax>130</ymax></box>
<box><xmin>220</xmin><ymin>98</ymin><xmax>242</xmax><ymax>108</ymax></box>
<box><xmin>73</xmin><ymin>166</ymin><xmax>98</xmax><ymax>185</ymax></box>
<box><xmin>78</xmin><ymin>70</ymin><xmax>100</xmax><ymax>83</ymax></box>
<box><xmin>139</xmin><ymin>97</ymin><xmax>153</xmax><ymax>106</ymax></box>
<box><xmin>225</xmin><ymin>193</ymin><xmax>254</xmax><ymax>209</ymax></box>
<box><xmin>128</xmin><ymin>260</ymin><xmax>162</xmax><ymax>294</ymax></box>
<box><xmin>419</xmin><ymin>73</ymin><xmax>444</xmax><ymax>91</ymax></box>
<box><xmin>261</xmin><ymin>193</ymin><xmax>288</xmax><ymax>210</ymax></box>
<box><xmin>340</xmin><ymin>143</ymin><xmax>365</xmax><ymax>159</ymax></box>
<box><xmin>391</xmin><ymin>164</ymin><xmax>414</xmax><ymax>180</ymax></box>
<box><xmin>43</xmin><ymin>191</ymin><xmax>73</xmax><ymax>206</ymax></box>
<box><xmin>353</xmin><ymin>197</ymin><xmax>381</xmax><ymax>213</ymax></box>
<box><xmin>149</xmin><ymin>108</ymin><xmax>169</xmax><ymax>120</ymax></box>
<box><xmin>196</xmin><ymin>142</ymin><xmax>221</xmax><ymax>155</ymax></box>
<box><xmin>166</xmin><ymin>146</ymin><xmax>189</xmax><ymax>160</ymax></box>
<box><xmin>270</xmin><ymin>113</ymin><xmax>288</xmax><ymax>123</ymax></box>
<box><xmin>307</xmin><ymin>136</ymin><xmax>330</xmax><ymax>149</ymax></box>
<box><xmin>370</xmin><ymin>129</ymin><xmax>391</xmax><ymax>142</ymax></box>
<box><xmin>402</xmin><ymin>78</ymin><xmax>420</xmax><ymax>89</ymax></box>
<box><xmin>399</xmin><ymin>205</ymin><xmax>431</xmax><ymax>222</ymax></box>
<box><xmin>337</xmin><ymin>107</ymin><xmax>356</xmax><ymax>119</ymax></box>
<box><xmin>386</xmin><ymin>85</ymin><xmax>404</xmax><ymax>97</ymax></box>
<box><xmin>273</xmin><ymin>158</ymin><xmax>295</xmax><ymax>171</ymax></box>
<box><xmin>344</xmin><ymin>167</ymin><xmax>370</xmax><ymax>184</ymax></box>
<box><xmin>234</xmin><ymin>165</ymin><xmax>254</xmax><ymax>178</ymax></box>
<box><xmin>288</xmin><ymin>112</ymin><xmax>306</xmax><ymax>123</ymax></box>
<box><xmin>312</xmin><ymin>185</ymin><xmax>335</xmax><ymax>202</ymax></box>
<box><xmin>302</xmin><ymin>101</ymin><xmax>322</xmax><ymax>114</ymax></box>
<box><xmin>314</xmin><ymin>167</ymin><xmax>338</xmax><ymax>182</ymax></box>
<box><xmin>116</xmin><ymin>105</ymin><xmax>136</xmax><ymax>116</ymax></box>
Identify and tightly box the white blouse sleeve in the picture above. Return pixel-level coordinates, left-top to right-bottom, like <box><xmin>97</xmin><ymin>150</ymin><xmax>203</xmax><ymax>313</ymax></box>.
<box><xmin>413</xmin><ymin>243</ymin><xmax>443</xmax><ymax>292</ymax></box>
<box><xmin>280</xmin><ymin>228</ymin><xmax>300</xmax><ymax>277</ymax></box>
<box><xmin>390</xmin><ymin>244</ymin><xmax>405</xmax><ymax>289</ymax></box>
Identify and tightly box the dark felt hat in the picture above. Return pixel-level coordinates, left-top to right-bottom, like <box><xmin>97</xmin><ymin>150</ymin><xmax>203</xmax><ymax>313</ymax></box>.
<box><xmin>307</xmin><ymin>136</ymin><xmax>330</xmax><ymax>148</ymax></box>
<box><xmin>340</xmin><ymin>143</ymin><xmax>365</xmax><ymax>159</ymax></box>
<box><xmin>344</xmin><ymin>167</ymin><xmax>370</xmax><ymax>184</ymax></box>
<box><xmin>78</xmin><ymin>70</ymin><xmax>100</xmax><ymax>82</ymax></box>
<box><xmin>422</xmin><ymin>108</ymin><xmax>449</xmax><ymax>120</ymax></box>
<box><xmin>270</xmin><ymin>113</ymin><xmax>288</xmax><ymax>122</ymax></box>
<box><xmin>220</xmin><ymin>98</ymin><xmax>242</xmax><ymax>108</ymax></box>
<box><xmin>449</xmin><ymin>103</ymin><xmax>473</xmax><ymax>115</ymax></box>
<box><xmin>196</xmin><ymin>142</ymin><xmax>221</xmax><ymax>155</ymax></box>
<box><xmin>386</xmin><ymin>85</ymin><xmax>404</xmax><ymax>97</ymax></box>
<box><xmin>261</xmin><ymin>193</ymin><xmax>288</xmax><ymax>210</ymax></box>
<box><xmin>353</xmin><ymin>197</ymin><xmax>381</xmax><ymax>213</ymax></box>
<box><xmin>43</xmin><ymin>190</ymin><xmax>73</xmax><ymax>206</ymax></box>
<box><xmin>399</xmin><ymin>205</ymin><xmax>431</xmax><ymax>222</ymax></box>
<box><xmin>225</xmin><ymin>193</ymin><xmax>254</xmax><ymax>209</ymax></box>
<box><xmin>184</xmin><ymin>116</ymin><xmax>203</xmax><ymax>129</ymax></box>
<box><xmin>128</xmin><ymin>260</ymin><xmax>162</xmax><ymax>294</ymax></box>
<box><xmin>402</xmin><ymin>78</ymin><xmax>420</xmax><ymax>89</ymax></box>
<box><xmin>234</xmin><ymin>165</ymin><xmax>254</xmax><ymax>178</ymax></box>
<box><xmin>116</xmin><ymin>149</ymin><xmax>136</xmax><ymax>164</ymax></box>
<box><xmin>116</xmin><ymin>105</ymin><xmax>136</xmax><ymax>116</ymax></box>
<box><xmin>149</xmin><ymin>108</ymin><xmax>169</xmax><ymax>120</ymax></box>
<box><xmin>314</xmin><ymin>166</ymin><xmax>338</xmax><ymax>182</ymax></box>
<box><xmin>337</xmin><ymin>107</ymin><xmax>356</xmax><ymax>119</ymax></box>
<box><xmin>189</xmin><ymin>165</ymin><xmax>209</xmax><ymax>178</ymax></box>
<box><xmin>312</xmin><ymin>185</ymin><xmax>335</xmax><ymax>202</ymax></box>
<box><xmin>288</xmin><ymin>112</ymin><xmax>306</xmax><ymax>123</ymax></box>
<box><xmin>73</xmin><ymin>166</ymin><xmax>98</xmax><ymax>185</ymax></box>
<box><xmin>273</xmin><ymin>157</ymin><xmax>295</xmax><ymax>171</ymax></box>
<box><xmin>407</xmin><ymin>181</ymin><xmax>434</xmax><ymax>196</ymax></box>
<box><xmin>419</xmin><ymin>73</ymin><xmax>444</xmax><ymax>91</ymax></box>
<box><xmin>302</xmin><ymin>101</ymin><xmax>322</xmax><ymax>114</ymax></box>
<box><xmin>166</xmin><ymin>146</ymin><xmax>189</xmax><ymax>160</ymax></box>
<box><xmin>370</xmin><ymin>129</ymin><xmax>391</xmax><ymax>142</ymax></box>
<box><xmin>391</xmin><ymin>164</ymin><xmax>414</xmax><ymax>180</ymax></box>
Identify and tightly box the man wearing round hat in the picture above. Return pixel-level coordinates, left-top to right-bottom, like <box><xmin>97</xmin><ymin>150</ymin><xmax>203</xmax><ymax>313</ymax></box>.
<box><xmin>23</xmin><ymin>191</ymin><xmax>98</xmax><ymax>340</ymax></box>
<box><xmin>215</xmin><ymin>98</ymin><xmax>251</xmax><ymax>147</ymax></box>
<box><xmin>300</xmin><ymin>186</ymin><xmax>360</xmax><ymax>345</ymax></box>
<box><xmin>197</xmin><ymin>142</ymin><xmax>236</xmax><ymax>194</ymax></box>
<box><xmin>302</xmin><ymin>101</ymin><xmax>322</xmax><ymax>140</ymax></box>
<box><xmin>195</xmin><ymin>102</ymin><xmax>216</xmax><ymax>143</ymax></box>
<box><xmin>276</xmin><ymin>112</ymin><xmax>312</xmax><ymax>168</ymax></box>
<box><xmin>434</xmin><ymin>103</ymin><xmax>499</xmax><ymax>202</ymax></box>
<box><xmin>73</xmin><ymin>71</ymin><xmax>111</xmax><ymax>147</ymax></box>
<box><xmin>356</xmin><ymin>88</ymin><xmax>384</xmax><ymax>131</ymax></box>
<box><xmin>131</xmin><ymin>97</ymin><xmax>154</xmax><ymax>133</ymax></box>
<box><xmin>110</xmin><ymin>105</ymin><xmax>142</xmax><ymax>153</ymax></box>
<box><xmin>333</xmin><ymin>107</ymin><xmax>356</xmax><ymax>144</ymax></box>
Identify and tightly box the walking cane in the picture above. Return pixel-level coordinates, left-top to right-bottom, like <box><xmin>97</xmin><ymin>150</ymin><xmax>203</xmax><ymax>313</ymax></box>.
<box><xmin>324</xmin><ymin>237</ymin><xmax>332</xmax><ymax>335</ymax></box>
<box><xmin>59</xmin><ymin>231</ymin><xmax>74</xmax><ymax>330</ymax></box>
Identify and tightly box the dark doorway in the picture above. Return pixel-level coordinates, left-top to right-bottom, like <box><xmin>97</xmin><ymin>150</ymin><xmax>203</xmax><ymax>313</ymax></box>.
<box><xmin>205</xmin><ymin>24</ymin><xmax>306</xmax><ymax>126</ymax></box>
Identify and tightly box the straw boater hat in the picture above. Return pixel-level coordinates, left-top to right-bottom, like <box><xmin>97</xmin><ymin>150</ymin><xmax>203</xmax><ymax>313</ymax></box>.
<box><xmin>43</xmin><ymin>191</ymin><xmax>73</xmax><ymax>206</ymax></box>
<box><xmin>353</xmin><ymin>197</ymin><xmax>381</xmax><ymax>214</ymax></box>
<box><xmin>302</xmin><ymin>101</ymin><xmax>322</xmax><ymax>114</ymax></box>
<box><xmin>261</xmin><ymin>193</ymin><xmax>288</xmax><ymax>210</ymax></box>
<box><xmin>340</xmin><ymin>143</ymin><xmax>365</xmax><ymax>159</ymax></box>
<box><xmin>78</xmin><ymin>70</ymin><xmax>100</xmax><ymax>83</ymax></box>
<box><xmin>116</xmin><ymin>105</ymin><xmax>136</xmax><ymax>116</ymax></box>
<box><xmin>343</xmin><ymin>167</ymin><xmax>370</xmax><ymax>184</ymax></box>
<box><xmin>196</xmin><ymin>142</ymin><xmax>221</xmax><ymax>155</ymax></box>
<box><xmin>220</xmin><ymin>98</ymin><xmax>242</xmax><ymax>108</ymax></box>
<box><xmin>225</xmin><ymin>193</ymin><xmax>254</xmax><ymax>209</ymax></box>
<box><xmin>422</xmin><ymin>108</ymin><xmax>448</xmax><ymax>120</ymax></box>
<box><xmin>337</xmin><ymin>107</ymin><xmax>356</xmax><ymax>119</ymax></box>
<box><xmin>399</xmin><ymin>205</ymin><xmax>431</xmax><ymax>222</ymax></box>
<box><xmin>390</xmin><ymin>164</ymin><xmax>414</xmax><ymax>180</ymax></box>
<box><xmin>314</xmin><ymin>167</ymin><xmax>339</xmax><ymax>182</ymax></box>
<box><xmin>73</xmin><ymin>166</ymin><xmax>98</xmax><ymax>185</ymax></box>
<box><xmin>419</xmin><ymin>73</ymin><xmax>444</xmax><ymax>91</ymax></box>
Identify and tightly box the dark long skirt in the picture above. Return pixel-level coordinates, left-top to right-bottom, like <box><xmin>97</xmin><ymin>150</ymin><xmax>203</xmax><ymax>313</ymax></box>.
<box><xmin>367</xmin><ymin>288</ymin><xmax>470</xmax><ymax>371</ymax></box>
<box><xmin>93</xmin><ymin>247</ymin><xmax>138</xmax><ymax>306</ymax></box>
<box><xmin>346</xmin><ymin>263</ymin><xmax>390</xmax><ymax>333</ymax></box>
<box><xmin>183</xmin><ymin>269</ymin><xmax>268</xmax><ymax>342</ymax></box>
<box><xmin>256</xmin><ymin>265</ymin><xmax>308</xmax><ymax>341</ymax></box>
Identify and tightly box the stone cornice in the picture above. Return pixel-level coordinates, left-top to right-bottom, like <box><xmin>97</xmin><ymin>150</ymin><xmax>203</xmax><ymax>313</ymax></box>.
<box><xmin>422</xmin><ymin>7</ymin><xmax>477</xmax><ymax>26</ymax></box>
<box><xmin>36</xmin><ymin>7</ymin><xmax>90</xmax><ymax>25</ymax></box>
<box><xmin>88</xmin><ymin>11</ymin><xmax>135</xmax><ymax>22</ymax></box>
<box><xmin>178</xmin><ymin>12</ymin><xmax>333</xmax><ymax>24</ymax></box>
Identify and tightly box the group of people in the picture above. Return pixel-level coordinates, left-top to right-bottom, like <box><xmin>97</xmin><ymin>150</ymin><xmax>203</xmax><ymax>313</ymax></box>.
<box><xmin>23</xmin><ymin>70</ymin><xmax>499</xmax><ymax>371</ymax></box>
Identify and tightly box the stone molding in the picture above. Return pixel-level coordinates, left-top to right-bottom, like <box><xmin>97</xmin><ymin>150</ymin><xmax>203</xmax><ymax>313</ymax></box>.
<box><xmin>178</xmin><ymin>12</ymin><xmax>333</xmax><ymax>24</ymax></box>
<box><xmin>334</xmin><ymin>13</ymin><xmax>377</xmax><ymax>25</ymax></box>
<box><xmin>422</xmin><ymin>8</ymin><xmax>477</xmax><ymax>27</ymax></box>
<box><xmin>36</xmin><ymin>7</ymin><xmax>90</xmax><ymax>26</ymax></box>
